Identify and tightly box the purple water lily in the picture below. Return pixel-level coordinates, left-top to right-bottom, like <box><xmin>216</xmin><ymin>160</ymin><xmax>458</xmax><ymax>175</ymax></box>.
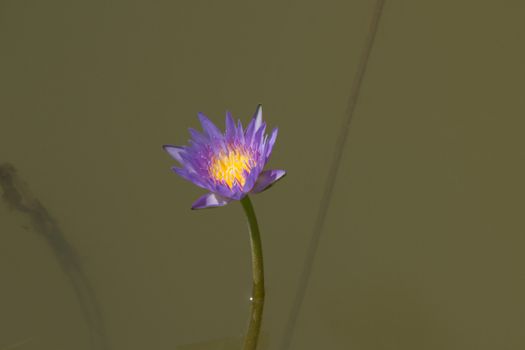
<box><xmin>163</xmin><ymin>105</ymin><xmax>286</xmax><ymax>209</ymax></box>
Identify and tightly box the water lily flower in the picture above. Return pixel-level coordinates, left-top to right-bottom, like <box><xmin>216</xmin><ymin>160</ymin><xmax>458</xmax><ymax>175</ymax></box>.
<box><xmin>163</xmin><ymin>105</ymin><xmax>286</xmax><ymax>209</ymax></box>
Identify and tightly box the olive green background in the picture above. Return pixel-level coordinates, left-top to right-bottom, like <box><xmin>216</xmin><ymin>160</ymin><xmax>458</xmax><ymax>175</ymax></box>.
<box><xmin>1</xmin><ymin>1</ymin><xmax>524</xmax><ymax>349</ymax></box>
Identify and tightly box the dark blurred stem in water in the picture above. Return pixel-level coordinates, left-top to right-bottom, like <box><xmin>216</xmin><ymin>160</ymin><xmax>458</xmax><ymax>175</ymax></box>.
<box><xmin>279</xmin><ymin>1</ymin><xmax>386</xmax><ymax>349</ymax></box>
<box><xmin>0</xmin><ymin>163</ymin><xmax>110</xmax><ymax>350</ymax></box>
<box><xmin>240</xmin><ymin>196</ymin><xmax>265</xmax><ymax>350</ymax></box>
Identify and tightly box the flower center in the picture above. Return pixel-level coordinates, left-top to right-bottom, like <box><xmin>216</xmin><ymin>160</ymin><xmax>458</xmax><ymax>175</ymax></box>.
<box><xmin>209</xmin><ymin>147</ymin><xmax>253</xmax><ymax>189</ymax></box>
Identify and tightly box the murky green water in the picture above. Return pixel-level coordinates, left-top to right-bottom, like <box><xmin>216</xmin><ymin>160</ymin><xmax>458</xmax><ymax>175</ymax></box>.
<box><xmin>1</xmin><ymin>1</ymin><xmax>524</xmax><ymax>349</ymax></box>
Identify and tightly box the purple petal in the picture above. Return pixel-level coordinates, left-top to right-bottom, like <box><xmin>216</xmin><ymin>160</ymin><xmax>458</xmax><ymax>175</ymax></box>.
<box><xmin>245</xmin><ymin>105</ymin><xmax>263</xmax><ymax>145</ymax></box>
<box><xmin>212</xmin><ymin>182</ymin><xmax>235</xmax><ymax>199</ymax></box>
<box><xmin>163</xmin><ymin>145</ymin><xmax>186</xmax><ymax>163</ymax></box>
<box><xmin>191</xmin><ymin>192</ymin><xmax>231</xmax><ymax>210</ymax></box>
<box><xmin>252</xmin><ymin>122</ymin><xmax>266</xmax><ymax>148</ymax></box>
<box><xmin>235</xmin><ymin>119</ymin><xmax>245</xmax><ymax>144</ymax></box>
<box><xmin>251</xmin><ymin>169</ymin><xmax>286</xmax><ymax>193</ymax></box>
<box><xmin>171</xmin><ymin>167</ymin><xmax>215</xmax><ymax>191</ymax></box>
<box><xmin>242</xmin><ymin>165</ymin><xmax>261</xmax><ymax>193</ymax></box>
<box><xmin>188</xmin><ymin>127</ymin><xmax>208</xmax><ymax>144</ymax></box>
<box><xmin>253</xmin><ymin>104</ymin><xmax>263</xmax><ymax>132</ymax></box>
<box><xmin>244</xmin><ymin>118</ymin><xmax>256</xmax><ymax>145</ymax></box>
<box><xmin>225</xmin><ymin>111</ymin><xmax>236</xmax><ymax>141</ymax></box>
<box><xmin>265</xmin><ymin>127</ymin><xmax>278</xmax><ymax>162</ymax></box>
<box><xmin>224</xmin><ymin>182</ymin><xmax>245</xmax><ymax>200</ymax></box>
<box><xmin>198</xmin><ymin>113</ymin><xmax>222</xmax><ymax>140</ymax></box>
<box><xmin>172</xmin><ymin>167</ymin><xmax>208</xmax><ymax>189</ymax></box>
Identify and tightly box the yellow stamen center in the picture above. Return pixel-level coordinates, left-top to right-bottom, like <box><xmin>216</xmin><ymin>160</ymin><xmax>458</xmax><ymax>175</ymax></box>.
<box><xmin>209</xmin><ymin>147</ymin><xmax>253</xmax><ymax>189</ymax></box>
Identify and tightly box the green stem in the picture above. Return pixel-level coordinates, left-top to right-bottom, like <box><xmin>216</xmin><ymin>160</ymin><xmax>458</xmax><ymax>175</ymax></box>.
<box><xmin>240</xmin><ymin>196</ymin><xmax>265</xmax><ymax>350</ymax></box>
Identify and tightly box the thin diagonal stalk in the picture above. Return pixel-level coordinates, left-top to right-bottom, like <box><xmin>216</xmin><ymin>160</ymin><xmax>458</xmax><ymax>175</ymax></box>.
<box><xmin>279</xmin><ymin>1</ymin><xmax>386</xmax><ymax>349</ymax></box>
<box><xmin>0</xmin><ymin>163</ymin><xmax>110</xmax><ymax>350</ymax></box>
<box><xmin>240</xmin><ymin>196</ymin><xmax>265</xmax><ymax>350</ymax></box>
